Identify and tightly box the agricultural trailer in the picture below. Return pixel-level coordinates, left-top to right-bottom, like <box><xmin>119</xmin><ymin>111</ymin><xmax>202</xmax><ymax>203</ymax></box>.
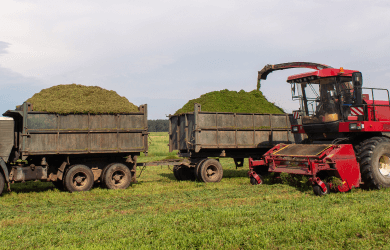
<box><xmin>0</xmin><ymin>102</ymin><xmax>148</xmax><ymax>195</ymax></box>
<box><xmin>169</xmin><ymin>103</ymin><xmax>305</xmax><ymax>183</ymax></box>
<box><xmin>249</xmin><ymin>62</ymin><xmax>390</xmax><ymax>195</ymax></box>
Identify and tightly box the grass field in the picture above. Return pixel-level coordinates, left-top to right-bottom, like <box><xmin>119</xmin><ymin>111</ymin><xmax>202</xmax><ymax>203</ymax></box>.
<box><xmin>1</xmin><ymin>132</ymin><xmax>390</xmax><ymax>249</ymax></box>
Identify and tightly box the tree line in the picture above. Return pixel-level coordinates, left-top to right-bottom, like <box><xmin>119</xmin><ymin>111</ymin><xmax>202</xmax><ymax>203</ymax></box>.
<box><xmin>148</xmin><ymin>119</ymin><xmax>169</xmax><ymax>132</ymax></box>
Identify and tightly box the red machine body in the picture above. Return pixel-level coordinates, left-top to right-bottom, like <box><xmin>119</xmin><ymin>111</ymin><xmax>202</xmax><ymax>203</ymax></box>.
<box><xmin>292</xmin><ymin>97</ymin><xmax>390</xmax><ymax>134</ymax></box>
<box><xmin>252</xmin><ymin>62</ymin><xmax>390</xmax><ymax>195</ymax></box>
<box><xmin>249</xmin><ymin>144</ymin><xmax>360</xmax><ymax>193</ymax></box>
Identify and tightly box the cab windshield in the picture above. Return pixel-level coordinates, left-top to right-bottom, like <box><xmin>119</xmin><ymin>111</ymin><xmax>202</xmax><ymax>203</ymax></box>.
<box><xmin>293</xmin><ymin>77</ymin><xmax>353</xmax><ymax>124</ymax></box>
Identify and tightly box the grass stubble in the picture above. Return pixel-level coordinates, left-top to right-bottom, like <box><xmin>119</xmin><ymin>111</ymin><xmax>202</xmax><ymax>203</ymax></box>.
<box><xmin>0</xmin><ymin>133</ymin><xmax>389</xmax><ymax>249</ymax></box>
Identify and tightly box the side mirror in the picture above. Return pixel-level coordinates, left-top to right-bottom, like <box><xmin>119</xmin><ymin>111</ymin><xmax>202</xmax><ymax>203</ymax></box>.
<box><xmin>352</xmin><ymin>72</ymin><xmax>363</xmax><ymax>104</ymax></box>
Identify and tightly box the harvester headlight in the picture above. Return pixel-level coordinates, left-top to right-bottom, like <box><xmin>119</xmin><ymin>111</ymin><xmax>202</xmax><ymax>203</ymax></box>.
<box><xmin>349</xmin><ymin>123</ymin><xmax>362</xmax><ymax>130</ymax></box>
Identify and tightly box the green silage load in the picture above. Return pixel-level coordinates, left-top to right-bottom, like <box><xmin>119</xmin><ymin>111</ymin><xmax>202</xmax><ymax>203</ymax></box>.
<box><xmin>175</xmin><ymin>89</ymin><xmax>284</xmax><ymax>114</ymax></box>
<box><xmin>26</xmin><ymin>84</ymin><xmax>139</xmax><ymax>114</ymax></box>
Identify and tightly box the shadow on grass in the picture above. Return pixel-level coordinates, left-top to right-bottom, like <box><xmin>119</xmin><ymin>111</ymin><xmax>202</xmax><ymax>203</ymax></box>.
<box><xmin>4</xmin><ymin>181</ymin><xmax>57</xmax><ymax>194</ymax></box>
<box><xmin>158</xmin><ymin>172</ymin><xmax>176</xmax><ymax>181</ymax></box>
<box><xmin>157</xmin><ymin>168</ymin><xmax>248</xmax><ymax>182</ymax></box>
<box><xmin>221</xmin><ymin>169</ymin><xmax>248</xmax><ymax>178</ymax></box>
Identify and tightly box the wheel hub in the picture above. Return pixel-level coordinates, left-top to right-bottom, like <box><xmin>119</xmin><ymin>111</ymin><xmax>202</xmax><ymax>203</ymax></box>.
<box><xmin>206</xmin><ymin>168</ymin><xmax>215</xmax><ymax>176</ymax></box>
<box><xmin>113</xmin><ymin>175</ymin><xmax>122</xmax><ymax>182</ymax></box>
<box><xmin>73</xmin><ymin>174</ymin><xmax>86</xmax><ymax>186</ymax></box>
<box><xmin>112</xmin><ymin>171</ymin><xmax>125</xmax><ymax>184</ymax></box>
<box><xmin>379</xmin><ymin>155</ymin><xmax>390</xmax><ymax>176</ymax></box>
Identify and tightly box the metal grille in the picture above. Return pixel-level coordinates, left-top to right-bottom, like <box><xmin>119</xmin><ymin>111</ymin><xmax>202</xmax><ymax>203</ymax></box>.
<box><xmin>273</xmin><ymin>144</ymin><xmax>332</xmax><ymax>156</ymax></box>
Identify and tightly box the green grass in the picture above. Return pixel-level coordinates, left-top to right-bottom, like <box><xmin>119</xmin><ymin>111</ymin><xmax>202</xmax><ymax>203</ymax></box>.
<box><xmin>1</xmin><ymin>132</ymin><xmax>390</xmax><ymax>249</ymax></box>
<box><xmin>175</xmin><ymin>89</ymin><xmax>284</xmax><ymax>115</ymax></box>
<box><xmin>26</xmin><ymin>84</ymin><xmax>139</xmax><ymax>114</ymax></box>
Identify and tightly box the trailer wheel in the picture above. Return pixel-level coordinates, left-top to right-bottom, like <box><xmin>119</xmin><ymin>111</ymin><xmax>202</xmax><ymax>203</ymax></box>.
<box><xmin>195</xmin><ymin>158</ymin><xmax>208</xmax><ymax>181</ymax></box>
<box><xmin>198</xmin><ymin>159</ymin><xmax>223</xmax><ymax>183</ymax></box>
<box><xmin>173</xmin><ymin>165</ymin><xmax>194</xmax><ymax>181</ymax></box>
<box><xmin>64</xmin><ymin>165</ymin><xmax>94</xmax><ymax>192</ymax></box>
<box><xmin>180</xmin><ymin>165</ymin><xmax>195</xmax><ymax>181</ymax></box>
<box><xmin>313</xmin><ymin>183</ymin><xmax>330</xmax><ymax>196</ymax></box>
<box><xmin>0</xmin><ymin>172</ymin><xmax>4</xmax><ymax>196</ymax></box>
<box><xmin>102</xmin><ymin>163</ymin><xmax>132</xmax><ymax>190</ymax></box>
<box><xmin>52</xmin><ymin>181</ymin><xmax>64</xmax><ymax>191</ymax></box>
<box><xmin>173</xmin><ymin>165</ymin><xmax>182</xmax><ymax>181</ymax></box>
<box><xmin>359</xmin><ymin>137</ymin><xmax>390</xmax><ymax>189</ymax></box>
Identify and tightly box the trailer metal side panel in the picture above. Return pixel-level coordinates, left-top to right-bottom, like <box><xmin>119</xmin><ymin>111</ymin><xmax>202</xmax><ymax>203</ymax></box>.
<box><xmin>4</xmin><ymin>103</ymin><xmax>148</xmax><ymax>158</ymax></box>
<box><xmin>0</xmin><ymin>119</ymin><xmax>14</xmax><ymax>162</ymax></box>
<box><xmin>169</xmin><ymin>104</ymin><xmax>302</xmax><ymax>153</ymax></box>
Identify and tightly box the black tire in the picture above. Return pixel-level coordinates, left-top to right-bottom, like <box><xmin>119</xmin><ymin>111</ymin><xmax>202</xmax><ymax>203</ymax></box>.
<box><xmin>198</xmin><ymin>159</ymin><xmax>223</xmax><ymax>183</ymax></box>
<box><xmin>64</xmin><ymin>165</ymin><xmax>94</xmax><ymax>192</ymax></box>
<box><xmin>313</xmin><ymin>183</ymin><xmax>330</xmax><ymax>196</ymax></box>
<box><xmin>0</xmin><ymin>172</ymin><xmax>4</xmax><ymax>196</ymax></box>
<box><xmin>173</xmin><ymin>165</ymin><xmax>182</xmax><ymax>181</ymax></box>
<box><xmin>100</xmin><ymin>163</ymin><xmax>114</xmax><ymax>183</ymax></box>
<box><xmin>179</xmin><ymin>165</ymin><xmax>195</xmax><ymax>181</ymax></box>
<box><xmin>102</xmin><ymin>163</ymin><xmax>132</xmax><ymax>190</ymax></box>
<box><xmin>52</xmin><ymin>180</ymin><xmax>64</xmax><ymax>190</ymax></box>
<box><xmin>195</xmin><ymin>158</ymin><xmax>208</xmax><ymax>181</ymax></box>
<box><xmin>173</xmin><ymin>165</ymin><xmax>194</xmax><ymax>181</ymax></box>
<box><xmin>358</xmin><ymin>137</ymin><xmax>390</xmax><ymax>189</ymax></box>
<box><xmin>250</xmin><ymin>175</ymin><xmax>263</xmax><ymax>185</ymax></box>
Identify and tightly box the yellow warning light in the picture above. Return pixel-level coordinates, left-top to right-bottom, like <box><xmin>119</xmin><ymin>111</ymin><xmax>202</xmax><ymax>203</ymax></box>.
<box><xmin>340</xmin><ymin>67</ymin><xmax>344</xmax><ymax>73</ymax></box>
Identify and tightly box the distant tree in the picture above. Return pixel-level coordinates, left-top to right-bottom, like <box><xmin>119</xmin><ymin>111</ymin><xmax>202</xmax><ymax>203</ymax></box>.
<box><xmin>148</xmin><ymin>119</ymin><xmax>169</xmax><ymax>132</ymax></box>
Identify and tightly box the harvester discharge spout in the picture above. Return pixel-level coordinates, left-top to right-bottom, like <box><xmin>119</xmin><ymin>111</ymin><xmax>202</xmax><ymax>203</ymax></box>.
<box><xmin>256</xmin><ymin>62</ymin><xmax>332</xmax><ymax>90</ymax></box>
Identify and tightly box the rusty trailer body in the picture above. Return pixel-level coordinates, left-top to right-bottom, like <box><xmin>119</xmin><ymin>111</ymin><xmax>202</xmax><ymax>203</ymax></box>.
<box><xmin>0</xmin><ymin>102</ymin><xmax>148</xmax><ymax>194</ymax></box>
<box><xmin>168</xmin><ymin>104</ymin><xmax>304</xmax><ymax>182</ymax></box>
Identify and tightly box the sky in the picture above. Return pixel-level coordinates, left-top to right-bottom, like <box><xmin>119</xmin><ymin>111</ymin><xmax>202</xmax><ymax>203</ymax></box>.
<box><xmin>1</xmin><ymin>0</ymin><xmax>390</xmax><ymax>119</ymax></box>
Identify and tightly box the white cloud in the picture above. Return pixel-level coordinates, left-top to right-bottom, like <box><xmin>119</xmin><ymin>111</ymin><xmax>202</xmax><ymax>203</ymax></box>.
<box><xmin>1</xmin><ymin>0</ymin><xmax>390</xmax><ymax>118</ymax></box>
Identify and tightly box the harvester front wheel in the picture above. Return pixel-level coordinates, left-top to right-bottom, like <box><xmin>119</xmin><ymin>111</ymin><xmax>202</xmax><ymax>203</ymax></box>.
<box><xmin>313</xmin><ymin>183</ymin><xmax>330</xmax><ymax>196</ymax></box>
<box><xmin>359</xmin><ymin>137</ymin><xmax>390</xmax><ymax>189</ymax></box>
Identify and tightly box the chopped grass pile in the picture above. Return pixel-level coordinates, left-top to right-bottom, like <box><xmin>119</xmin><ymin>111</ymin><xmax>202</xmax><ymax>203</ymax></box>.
<box><xmin>26</xmin><ymin>84</ymin><xmax>139</xmax><ymax>114</ymax></box>
<box><xmin>175</xmin><ymin>89</ymin><xmax>284</xmax><ymax>114</ymax></box>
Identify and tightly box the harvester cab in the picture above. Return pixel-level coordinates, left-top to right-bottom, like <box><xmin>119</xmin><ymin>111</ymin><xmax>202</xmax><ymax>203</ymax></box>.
<box><xmin>251</xmin><ymin>62</ymin><xmax>390</xmax><ymax>195</ymax></box>
<box><xmin>288</xmin><ymin>67</ymin><xmax>363</xmax><ymax>141</ymax></box>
